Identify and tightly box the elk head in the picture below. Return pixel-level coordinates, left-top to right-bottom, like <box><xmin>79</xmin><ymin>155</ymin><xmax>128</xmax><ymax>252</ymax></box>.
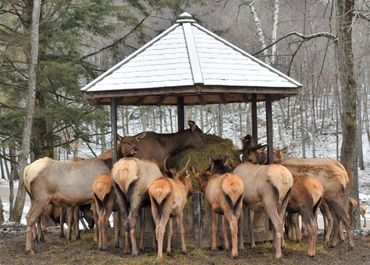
<box><xmin>117</xmin><ymin>132</ymin><xmax>146</xmax><ymax>158</ymax></box>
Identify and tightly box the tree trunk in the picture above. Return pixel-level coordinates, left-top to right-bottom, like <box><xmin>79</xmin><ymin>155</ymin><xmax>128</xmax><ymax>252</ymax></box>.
<box><xmin>0</xmin><ymin>196</ymin><xmax>4</xmax><ymax>225</ymax></box>
<box><xmin>270</xmin><ymin>0</ymin><xmax>279</xmax><ymax>65</ymax></box>
<box><xmin>336</xmin><ymin>0</ymin><xmax>359</xmax><ymax>228</ymax></box>
<box><xmin>246</xmin><ymin>0</ymin><xmax>270</xmax><ymax>64</ymax></box>
<box><xmin>357</xmin><ymin>93</ymin><xmax>364</xmax><ymax>170</ymax></box>
<box><xmin>10</xmin><ymin>0</ymin><xmax>41</xmax><ymax>222</ymax></box>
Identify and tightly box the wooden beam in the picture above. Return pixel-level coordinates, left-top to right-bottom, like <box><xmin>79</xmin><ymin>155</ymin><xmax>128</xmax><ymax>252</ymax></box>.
<box><xmin>177</xmin><ymin>96</ymin><xmax>185</xmax><ymax>132</ymax></box>
<box><xmin>110</xmin><ymin>97</ymin><xmax>118</xmax><ymax>163</ymax></box>
<box><xmin>251</xmin><ymin>94</ymin><xmax>258</xmax><ymax>146</ymax></box>
<box><xmin>265</xmin><ymin>95</ymin><xmax>273</xmax><ymax>164</ymax></box>
<box><xmin>157</xmin><ymin>95</ymin><xmax>166</xmax><ymax>105</ymax></box>
<box><xmin>135</xmin><ymin>96</ymin><xmax>145</xmax><ymax>105</ymax></box>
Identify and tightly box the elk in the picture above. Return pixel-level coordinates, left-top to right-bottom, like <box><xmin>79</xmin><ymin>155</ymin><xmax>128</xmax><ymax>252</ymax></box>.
<box><xmin>241</xmin><ymin>135</ymin><xmax>288</xmax><ymax>163</ymax></box>
<box><xmin>242</xmin><ymin>140</ymin><xmax>354</xmax><ymax>250</ymax></box>
<box><xmin>98</xmin><ymin>134</ymin><xmax>145</xmax><ymax>169</ymax></box>
<box><xmin>233</xmin><ymin>162</ymin><xmax>293</xmax><ymax>259</ymax></box>
<box><xmin>112</xmin><ymin>157</ymin><xmax>163</xmax><ymax>256</ymax></box>
<box><xmin>132</xmin><ymin>120</ymin><xmax>205</xmax><ymax>169</ymax></box>
<box><xmin>348</xmin><ymin>197</ymin><xmax>367</xmax><ymax>228</ymax></box>
<box><xmin>24</xmin><ymin>157</ymin><xmax>110</xmax><ymax>254</ymax></box>
<box><xmin>148</xmin><ymin>158</ymin><xmax>192</xmax><ymax>258</ymax></box>
<box><xmin>92</xmin><ymin>173</ymin><xmax>123</xmax><ymax>251</ymax></box>
<box><xmin>285</xmin><ymin>172</ymin><xmax>324</xmax><ymax>257</ymax></box>
<box><xmin>194</xmin><ymin>157</ymin><xmax>244</xmax><ymax>258</ymax></box>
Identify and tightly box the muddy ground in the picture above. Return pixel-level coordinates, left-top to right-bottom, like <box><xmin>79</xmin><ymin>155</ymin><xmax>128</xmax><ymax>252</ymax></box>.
<box><xmin>0</xmin><ymin>224</ymin><xmax>369</xmax><ymax>265</ymax></box>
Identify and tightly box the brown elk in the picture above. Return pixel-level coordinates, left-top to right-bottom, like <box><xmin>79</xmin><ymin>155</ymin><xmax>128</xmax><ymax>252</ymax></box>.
<box><xmin>92</xmin><ymin>173</ymin><xmax>123</xmax><ymax>251</ymax></box>
<box><xmin>194</xmin><ymin>157</ymin><xmax>244</xmax><ymax>258</ymax></box>
<box><xmin>233</xmin><ymin>162</ymin><xmax>293</xmax><ymax>259</ymax></box>
<box><xmin>132</xmin><ymin>121</ymin><xmax>205</xmax><ymax>169</ymax></box>
<box><xmin>148</xmin><ymin>158</ymin><xmax>192</xmax><ymax>258</ymax></box>
<box><xmin>98</xmin><ymin>134</ymin><xmax>145</xmax><ymax>168</ymax></box>
<box><xmin>24</xmin><ymin>157</ymin><xmax>110</xmax><ymax>254</ymax></box>
<box><xmin>348</xmin><ymin>197</ymin><xmax>367</xmax><ymax>228</ymax></box>
<box><xmin>285</xmin><ymin>172</ymin><xmax>324</xmax><ymax>257</ymax></box>
<box><xmin>112</xmin><ymin>157</ymin><xmax>163</xmax><ymax>256</ymax></box>
<box><xmin>241</xmin><ymin>135</ymin><xmax>288</xmax><ymax>163</ymax></box>
<box><xmin>242</xmin><ymin>140</ymin><xmax>354</xmax><ymax>251</ymax></box>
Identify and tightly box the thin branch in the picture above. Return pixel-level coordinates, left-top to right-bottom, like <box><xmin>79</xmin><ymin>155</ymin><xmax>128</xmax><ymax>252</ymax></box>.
<box><xmin>80</xmin><ymin>12</ymin><xmax>152</xmax><ymax>61</ymax></box>
<box><xmin>253</xmin><ymin>31</ymin><xmax>337</xmax><ymax>56</ymax></box>
<box><xmin>354</xmin><ymin>12</ymin><xmax>370</xmax><ymax>23</ymax></box>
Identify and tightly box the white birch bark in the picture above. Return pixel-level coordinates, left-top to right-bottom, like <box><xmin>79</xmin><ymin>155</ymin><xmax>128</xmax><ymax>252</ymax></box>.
<box><xmin>271</xmin><ymin>0</ymin><xmax>279</xmax><ymax>65</ymax></box>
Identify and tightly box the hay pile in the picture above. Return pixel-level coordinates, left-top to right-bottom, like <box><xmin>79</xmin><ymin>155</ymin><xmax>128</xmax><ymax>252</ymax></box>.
<box><xmin>166</xmin><ymin>134</ymin><xmax>241</xmax><ymax>190</ymax></box>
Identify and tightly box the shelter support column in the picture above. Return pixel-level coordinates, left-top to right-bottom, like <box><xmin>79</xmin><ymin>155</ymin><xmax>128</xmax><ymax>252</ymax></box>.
<box><xmin>177</xmin><ymin>96</ymin><xmax>185</xmax><ymax>132</ymax></box>
<box><xmin>251</xmin><ymin>94</ymin><xmax>258</xmax><ymax>145</ymax></box>
<box><xmin>110</xmin><ymin>97</ymin><xmax>118</xmax><ymax>163</ymax></box>
<box><xmin>265</xmin><ymin>95</ymin><xmax>273</xmax><ymax>164</ymax></box>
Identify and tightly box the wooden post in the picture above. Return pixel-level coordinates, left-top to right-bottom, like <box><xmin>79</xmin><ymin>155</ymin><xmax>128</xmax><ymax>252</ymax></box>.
<box><xmin>266</xmin><ymin>95</ymin><xmax>273</xmax><ymax>164</ymax></box>
<box><xmin>192</xmin><ymin>191</ymin><xmax>203</xmax><ymax>247</ymax></box>
<box><xmin>177</xmin><ymin>96</ymin><xmax>185</xmax><ymax>132</ymax></box>
<box><xmin>110</xmin><ymin>97</ymin><xmax>118</xmax><ymax>163</ymax></box>
<box><xmin>251</xmin><ymin>94</ymin><xmax>258</xmax><ymax>145</ymax></box>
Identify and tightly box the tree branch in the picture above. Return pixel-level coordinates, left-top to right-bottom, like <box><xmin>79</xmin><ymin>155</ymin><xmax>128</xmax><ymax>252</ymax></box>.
<box><xmin>253</xmin><ymin>31</ymin><xmax>337</xmax><ymax>56</ymax></box>
<box><xmin>80</xmin><ymin>12</ymin><xmax>152</xmax><ymax>61</ymax></box>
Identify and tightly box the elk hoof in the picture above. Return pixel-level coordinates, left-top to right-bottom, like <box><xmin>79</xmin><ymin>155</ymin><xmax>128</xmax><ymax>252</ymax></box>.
<box><xmin>26</xmin><ymin>248</ymin><xmax>35</xmax><ymax>255</ymax></box>
<box><xmin>231</xmin><ymin>254</ymin><xmax>239</xmax><ymax>259</ymax></box>
<box><xmin>275</xmin><ymin>252</ymin><xmax>283</xmax><ymax>259</ymax></box>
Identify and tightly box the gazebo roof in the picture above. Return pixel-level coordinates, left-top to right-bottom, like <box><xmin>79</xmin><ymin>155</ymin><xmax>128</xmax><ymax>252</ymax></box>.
<box><xmin>82</xmin><ymin>12</ymin><xmax>302</xmax><ymax>106</ymax></box>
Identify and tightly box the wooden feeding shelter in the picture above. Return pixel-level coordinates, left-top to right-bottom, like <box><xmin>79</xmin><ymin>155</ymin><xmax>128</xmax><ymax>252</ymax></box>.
<box><xmin>82</xmin><ymin>12</ymin><xmax>301</xmax><ymax>162</ymax></box>
<box><xmin>81</xmin><ymin>12</ymin><xmax>302</xmax><ymax>246</ymax></box>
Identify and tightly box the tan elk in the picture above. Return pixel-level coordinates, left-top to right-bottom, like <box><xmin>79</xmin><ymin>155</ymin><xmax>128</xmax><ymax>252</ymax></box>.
<box><xmin>148</xmin><ymin>158</ymin><xmax>192</xmax><ymax>258</ymax></box>
<box><xmin>24</xmin><ymin>157</ymin><xmax>110</xmax><ymax>254</ymax></box>
<box><xmin>112</xmin><ymin>157</ymin><xmax>163</xmax><ymax>256</ymax></box>
<box><xmin>242</xmin><ymin>139</ymin><xmax>354</xmax><ymax>251</ymax></box>
<box><xmin>233</xmin><ymin>162</ymin><xmax>293</xmax><ymax>259</ymax></box>
<box><xmin>92</xmin><ymin>173</ymin><xmax>121</xmax><ymax>251</ymax></box>
<box><xmin>194</xmin><ymin>157</ymin><xmax>244</xmax><ymax>258</ymax></box>
<box><xmin>285</xmin><ymin>172</ymin><xmax>324</xmax><ymax>257</ymax></box>
<box><xmin>348</xmin><ymin>197</ymin><xmax>367</xmax><ymax>228</ymax></box>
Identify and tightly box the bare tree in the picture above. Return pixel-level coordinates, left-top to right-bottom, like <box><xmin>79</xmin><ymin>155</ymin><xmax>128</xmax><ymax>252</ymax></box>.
<box><xmin>10</xmin><ymin>0</ymin><xmax>41</xmax><ymax>222</ymax></box>
<box><xmin>336</xmin><ymin>0</ymin><xmax>360</xmax><ymax>229</ymax></box>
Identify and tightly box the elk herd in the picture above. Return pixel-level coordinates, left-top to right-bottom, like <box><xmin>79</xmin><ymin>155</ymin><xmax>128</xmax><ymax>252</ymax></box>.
<box><xmin>23</xmin><ymin>121</ymin><xmax>367</xmax><ymax>259</ymax></box>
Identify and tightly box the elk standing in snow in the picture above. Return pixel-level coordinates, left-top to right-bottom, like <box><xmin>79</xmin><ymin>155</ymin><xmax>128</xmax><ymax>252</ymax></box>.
<box><xmin>285</xmin><ymin>172</ymin><xmax>324</xmax><ymax>256</ymax></box>
<box><xmin>234</xmin><ymin>162</ymin><xmax>293</xmax><ymax>259</ymax></box>
<box><xmin>148</xmin><ymin>158</ymin><xmax>192</xmax><ymax>258</ymax></box>
<box><xmin>195</xmin><ymin>157</ymin><xmax>244</xmax><ymax>258</ymax></box>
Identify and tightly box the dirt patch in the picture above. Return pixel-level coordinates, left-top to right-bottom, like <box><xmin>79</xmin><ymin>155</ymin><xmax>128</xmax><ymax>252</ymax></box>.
<box><xmin>1</xmin><ymin>225</ymin><xmax>369</xmax><ymax>265</ymax></box>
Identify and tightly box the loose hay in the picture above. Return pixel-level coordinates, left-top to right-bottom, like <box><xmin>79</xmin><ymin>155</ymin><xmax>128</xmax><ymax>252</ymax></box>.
<box><xmin>166</xmin><ymin>134</ymin><xmax>241</xmax><ymax>190</ymax></box>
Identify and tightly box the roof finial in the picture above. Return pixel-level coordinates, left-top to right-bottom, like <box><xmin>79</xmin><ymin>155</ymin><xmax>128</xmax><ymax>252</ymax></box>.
<box><xmin>176</xmin><ymin>12</ymin><xmax>196</xmax><ymax>23</ymax></box>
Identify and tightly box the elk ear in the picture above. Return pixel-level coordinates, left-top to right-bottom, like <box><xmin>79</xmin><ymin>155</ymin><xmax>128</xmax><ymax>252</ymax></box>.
<box><xmin>280</xmin><ymin>146</ymin><xmax>289</xmax><ymax>154</ymax></box>
<box><xmin>188</xmin><ymin>120</ymin><xmax>200</xmax><ymax>132</ymax></box>
<box><xmin>136</xmin><ymin>132</ymin><xmax>146</xmax><ymax>141</ymax></box>
<box><xmin>207</xmin><ymin>155</ymin><xmax>214</xmax><ymax>165</ymax></box>
<box><xmin>117</xmin><ymin>134</ymin><xmax>123</xmax><ymax>141</ymax></box>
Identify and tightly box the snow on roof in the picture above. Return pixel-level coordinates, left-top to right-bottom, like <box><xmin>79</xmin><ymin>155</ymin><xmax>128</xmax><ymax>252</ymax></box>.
<box><xmin>81</xmin><ymin>12</ymin><xmax>301</xmax><ymax>94</ymax></box>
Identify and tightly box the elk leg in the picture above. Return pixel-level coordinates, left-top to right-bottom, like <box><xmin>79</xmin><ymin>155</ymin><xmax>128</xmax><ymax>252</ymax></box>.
<box><xmin>264</xmin><ymin>203</ymin><xmax>283</xmax><ymax>259</ymax></box>
<box><xmin>177</xmin><ymin>212</ymin><xmax>187</xmax><ymax>254</ymax></box>
<box><xmin>300</xmin><ymin>208</ymin><xmax>317</xmax><ymax>257</ymax></box>
<box><xmin>26</xmin><ymin>201</ymin><xmax>48</xmax><ymax>254</ymax></box>
<box><xmin>155</xmin><ymin>213</ymin><xmax>170</xmax><ymax>258</ymax></box>
<box><xmin>320</xmin><ymin>201</ymin><xmax>333</xmax><ymax>247</ymax></box>
<box><xmin>36</xmin><ymin>217</ymin><xmax>45</xmax><ymax>243</ymax></box>
<box><xmin>166</xmin><ymin>217</ymin><xmax>173</xmax><ymax>255</ymax></box>
<box><xmin>66</xmin><ymin>207</ymin><xmax>73</xmax><ymax>241</ymax></box>
<box><xmin>139</xmin><ymin>209</ymin><xmax>145</xmax><ymax>251</ymax></box>
<box><xmin>59</xmin><ymin>209</ymin><xmax>65</xmax><ymax>238</ymax></box>
<box><xmin>239</xmin><ymin>207</ymin><xmax>245</xmax><ymax>250</ymax></box>
<box><xmin>364</xmin><ymin>214</ymin><xmax>366</xmax><ymax>228</ymax></box>
<box><xmin>113</xmin><ymin>211</ymin><xmax>121</xmax><ymax>248</ymax></box>
<box><xmin>221</xmin><ymin>215</ymin><xmax>230</xmax><ymax>251</ymax></box>
<box><xmin>224</xmin><ymin>209</ymin><xmax>239</xmax><ymax>258</ymax></box>
<box><xmin>74</xmin><ymin>207</ymin><xmax>80</xmax><ymax>240</ymax></box>
<box><xmin>247</xmin><ymin>208</ymin><xmax>256</xmax><ymax>249</ymax></box>
<box><xmin>210</xmin><ymin>210</ymin><xmax>217</xmax><ymax>251</ymax></box>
